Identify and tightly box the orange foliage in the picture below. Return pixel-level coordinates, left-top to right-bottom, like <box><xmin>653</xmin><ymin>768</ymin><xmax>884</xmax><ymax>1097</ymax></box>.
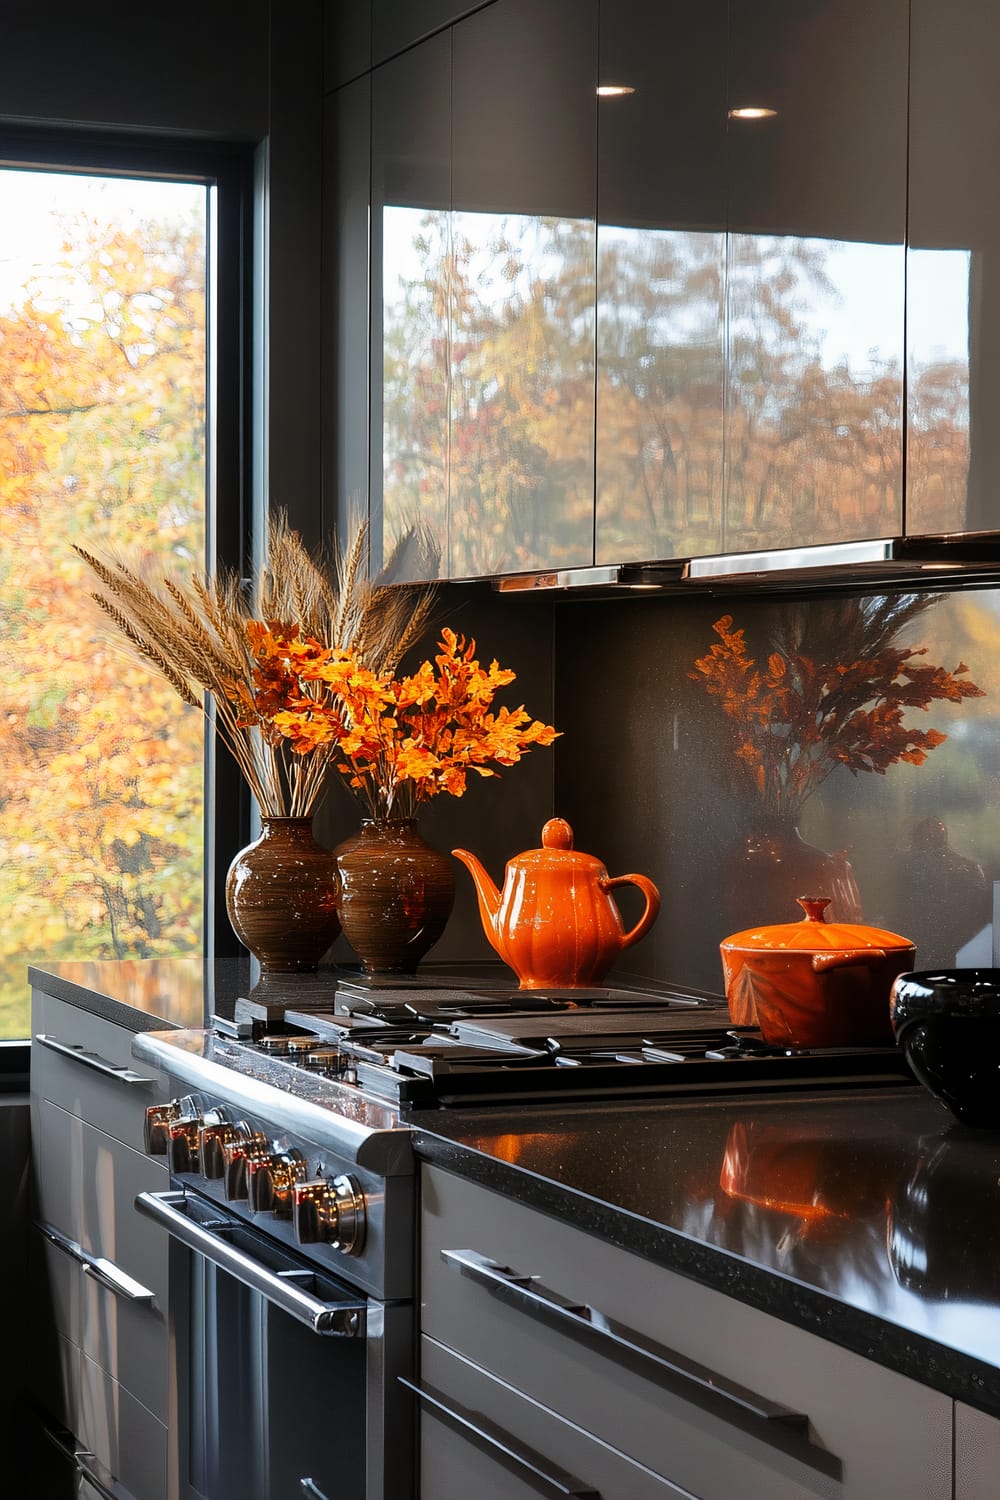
<box><xmin>690</xmin><ymin>603</ymin><xmax>985</xmax><ymax>817</ymax></box>
<box><xmin>234</xmin><ymin>626</ymin><xmax>559</xmax><ymax>818</ymax></box>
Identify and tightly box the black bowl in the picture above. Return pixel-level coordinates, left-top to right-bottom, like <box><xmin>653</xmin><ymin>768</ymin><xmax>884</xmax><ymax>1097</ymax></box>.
<box><xmin>890</xmin><ymin>969</ymin><xmax>1000</xmax><ymax>1129</ymax></box>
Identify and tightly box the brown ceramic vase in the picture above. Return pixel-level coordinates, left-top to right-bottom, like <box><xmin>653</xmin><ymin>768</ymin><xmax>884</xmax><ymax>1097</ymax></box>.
<box><xmin>335</xmin><ymin>817</ymin><xmax>455</xmax><ymax>975</ymax></box>
<box><xmin>225</xmin><ymin>816</ymin><xmax>341</xmax><ymax>972</ymax></box>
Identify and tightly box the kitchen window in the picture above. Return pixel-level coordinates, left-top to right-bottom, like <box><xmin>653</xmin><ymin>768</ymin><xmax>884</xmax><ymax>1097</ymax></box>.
<box><xmin>0</xmin><ymin>134</ymin><xmax>251</xmax><ymax>1045</ymax></box>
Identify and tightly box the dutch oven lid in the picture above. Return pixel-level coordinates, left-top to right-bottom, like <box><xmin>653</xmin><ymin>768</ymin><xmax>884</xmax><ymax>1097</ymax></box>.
<box><xmin>721</xmin><ymin>896</ymin><xmax>915</xmax><ymax>953</ymax></box>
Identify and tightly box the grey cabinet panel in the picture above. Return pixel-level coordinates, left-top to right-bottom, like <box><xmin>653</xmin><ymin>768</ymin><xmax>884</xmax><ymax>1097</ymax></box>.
<box><xmin>419</xmin><ymin>1335</ymin><xmax>690</xmax><ymax>1499</ymax></box>
<box><xmin>35</xmin><ymin>1101</ymin><xmax>169</xmax><ymax>1420</ymax></box>
<box><xmin>325</xmin><ymin>77</ymin><xmax>372</xmax><ymax>552</ymax></box>
<box><xmin>907</xmin><ymin>0</ymin><xmax>999</xmax><ymax>538</ymax></box>
<box><xmin>596</xmin><ymin>0</ymin><xmax>726</xmax><ymax>564</ymax></box>
<box><xmin>373</xmin><ymin>0</ymin><xmax>495</xmax><ymax>63</ymax></box>
<box><xmin>325</xmin><ymin>0</ymin><xmax>372</xmax><ymax>89</ymax></box>
<box><xmin>373</xmin><ymin>30</ymin><xmax>451</xmax><ymax>577</ymax></box>
<box><xmin>449</xmin><ymin>0</ymin><xmax>597</xmax><ymax>577</ymax></box>
<box><xmin>723</xmin><ymin>0</ymin><xmax>907</xmax><ymax>554</ymax></box>
<box><xmin>31</xmin><ymin>989</ymin><xmax>169</xmax><ymax>1153</ymax></box>
<box><xmin>956</xmin><ymin>1401</ymin><xmax>1000</xmax><ymax>1500</ymax></box>
<box><xmin>420</xmin><ymin>1164</ymin><xmax>954</xmax><ymax>1500</ymax></box>
<box><xmin>78</xmin><ymin>1350</ymin><xmax>168</xmax><ymax>1500</ymax></box>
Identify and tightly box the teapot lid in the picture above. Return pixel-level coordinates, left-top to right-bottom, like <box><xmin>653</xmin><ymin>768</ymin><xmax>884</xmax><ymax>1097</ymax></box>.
<box><xmin>721</xmin><ymin>897</ymin><xmax>914</xmax><ymax>953</ymax></box>
<box><xmin>512</xmin><ymin>818</ymin><xmax>604</xmax><ymax>871</ymax></box>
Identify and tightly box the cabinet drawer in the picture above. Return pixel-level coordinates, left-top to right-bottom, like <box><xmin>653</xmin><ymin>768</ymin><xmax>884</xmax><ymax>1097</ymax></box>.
<box><xmin>78</xmin><ymin>1350</ymin><xmax>168</xmax><ymax>1500</ymax></box>
<box><xmin>31</xmin><ymin>989</ymin><xmax>168</xmax><ymax>1153</ymax></box>
<box><xmin>955</xmin><ymin>1402</ymin><xmax>1000</xmax><ymax>1500</ymax></box>
<box><xmin>418</xmin><ymin>1336</ymin><xmax>690</xmax><ymax>1500</ymax></box>
<box><xmin>420</xmin><ymin>1165</ymin><xmax>952</xmax><ymax>1500</ymax></box>
<box><xmin>35</xmin><ymin>1099</ymin><xmax>169</xmax><ymax>1419</ymax></box>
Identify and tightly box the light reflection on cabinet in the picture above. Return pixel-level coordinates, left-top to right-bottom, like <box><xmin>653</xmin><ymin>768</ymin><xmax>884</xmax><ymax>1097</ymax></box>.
<box><xmin>723</xmin><ymin>0</ymin><xmax>908</xmax><ymax>555</ymax></box>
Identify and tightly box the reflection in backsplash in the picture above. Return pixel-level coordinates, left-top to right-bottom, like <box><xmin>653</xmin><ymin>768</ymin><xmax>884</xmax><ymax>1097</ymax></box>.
<box><xmin>555</xmin><ymin>584</ymin><xmax>1000</xmax><ymax>993</ymax></box>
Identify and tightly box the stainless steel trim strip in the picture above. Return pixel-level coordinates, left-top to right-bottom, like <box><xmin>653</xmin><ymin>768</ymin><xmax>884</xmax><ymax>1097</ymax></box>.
<box><xmin>687</xmin><ymin>538</ymin><xmax>895</xmax><ymax>578</ymax></box>
<box><xmin>36</xmin><ymin>1219</ymin><xmax>156</xmax><ymax>1304</ymax></box>
<box><xmin>135</xmin><ymin>1188</ymin><xmax>367</xmax><ymax>1336</ymax></box>
<box><xmin>131</xmin><ymin>1030</ymin><xmax>414</xmax><ymax>1175</ymax></box>
<box><xmin>34</xmin><ymin>1031</ymin><xmax>157</xmax><ymax>1087</ymax></box>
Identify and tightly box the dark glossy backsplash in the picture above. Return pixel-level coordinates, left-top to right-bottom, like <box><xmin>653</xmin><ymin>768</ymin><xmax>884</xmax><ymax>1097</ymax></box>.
<box><xmin>554</xmin><ymin>582</ymin><xmax>1000</xmax><ymax>993</ymax></box>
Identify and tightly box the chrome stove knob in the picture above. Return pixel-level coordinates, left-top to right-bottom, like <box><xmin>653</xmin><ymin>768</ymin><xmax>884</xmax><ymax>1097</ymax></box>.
<box><xmin>293</xmin><ymin>1175</ymin><xmax>367</xmax><ymax>1256</ymax></box>
<box><xmin>221</xmin><ymin>1127</ymin><xmax>269</xmax><ymax>1201</ymax></box>
<box><xmin>246</xmin><ymin>1148</ymin><xmax>307</xmax><ymax>1217</ymax></box>
<box><xmin>144</xmin><ymin>1100</ymin><xmax>182</xmax><ymax>1155</ymax></box>
<box><xmin>167</xmin><ymin>1105</ymin><xmax>228</xmax><ymax>1174</ymax></box>
<box><xmin>198</xmin><ymin>1116</ymin><xmax>244</xmax><ymax>1179</ymax></box>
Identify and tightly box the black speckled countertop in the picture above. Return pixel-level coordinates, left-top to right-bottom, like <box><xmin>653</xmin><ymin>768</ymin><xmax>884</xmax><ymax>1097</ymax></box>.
<box><xmin>26</xmin><ymin>958</ymin><xmax>1000</xmax><ymax>1414</ymax></box>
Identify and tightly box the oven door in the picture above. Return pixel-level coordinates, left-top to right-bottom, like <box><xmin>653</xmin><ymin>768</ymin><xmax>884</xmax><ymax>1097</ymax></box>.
<box><xmin>135</xmin><ymin>1187</ymin><xmax>413</xmax><ymax>1500</ymax></box>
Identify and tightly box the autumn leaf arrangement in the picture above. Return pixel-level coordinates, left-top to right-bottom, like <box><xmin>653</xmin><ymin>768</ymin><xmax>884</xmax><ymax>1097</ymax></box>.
<box><xmin>689</xmin><ymin>594</ymin><xmax>985</xmax><ymax>819</ymax></box>
<box><xmin>74</xmin><ymin>515</ymin><xmax>436</xmax><ymax>818</ymax></box>
<box><xmin>75</xmin><ymin>516</ymin><xmax>558</xmax><ymax>821</ymax></box>
<box><xmin>267</xmin><ymin>625</ymin><xmax>560</xmax><ymax>820</ymax></box>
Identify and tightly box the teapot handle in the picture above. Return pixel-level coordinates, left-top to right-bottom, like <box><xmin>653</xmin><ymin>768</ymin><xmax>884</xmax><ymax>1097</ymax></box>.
<box><xmin>602</xmin><ymin>874</ymin><xmax>661</xmax><ymax>950</ymax></box>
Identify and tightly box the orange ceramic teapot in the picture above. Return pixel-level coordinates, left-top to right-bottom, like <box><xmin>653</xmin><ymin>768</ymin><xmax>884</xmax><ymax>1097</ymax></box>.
<box><xmin>452</xmin><ymin>818</ymin><xmax>660</xmax><ymax>990</ymax></box>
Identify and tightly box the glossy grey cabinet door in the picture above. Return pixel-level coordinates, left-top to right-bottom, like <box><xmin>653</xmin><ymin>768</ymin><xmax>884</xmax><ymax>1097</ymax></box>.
<box><xmin>325</xmin><ymin>76</ymin><xmax>372</xmax><ymax>554</ymax></box>
<box><xmin>907</xmin><ymin>1</ymin><xmax>999</xmax><ymax>538</ymax></box>
<box><xmin>724</xmin><ymin>0</ymin><xmax>907</xmax><ymax>554</ymax></box>
<box><xmin>596</xmin><ymin>0</ymin><xmax>726</xmax><ymax>565</ymax></box>
<box><xmin>324</xmin><ymin>0</ymin><xmax>372</xmax><ymax>90</ymax></box>
<box><xmin>450</xmin><ymin>0</ymin><xmax>597</xmax><ymax>578</ymax></box>
<box><xmin>372</xmin><ymin>29</ymin><xmax>451</xmax><ymax>577</ymax></box>
<box><xmin>373</xmin><ymin>0</ymin><xmax>494</xmax><ymax>62</ymax></box>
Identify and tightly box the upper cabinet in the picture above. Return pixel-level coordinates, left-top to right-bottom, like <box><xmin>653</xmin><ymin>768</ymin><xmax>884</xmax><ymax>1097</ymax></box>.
<box><xmin>595</xmin><ymin>0</ymin><xmax>727</xmax><ymax>565</ymax></box>
<box><xmin>450</xmin><ymin>0</ymin><xmax>597</xmax><ymax>577</ymax></box>
<box><xmin>723</xmin><ymin>0</ymin><xmax>908</xmax><ymax>555</ymax></box>
<box><xmin>343</xmin><ymin>0</ymin><xmax>1000</xmax><ymax>578</ymax></box>
<box><xmin>907</xmin><ymin>0</ymin><xmax>998</xmax><ymax>538</ymax></box>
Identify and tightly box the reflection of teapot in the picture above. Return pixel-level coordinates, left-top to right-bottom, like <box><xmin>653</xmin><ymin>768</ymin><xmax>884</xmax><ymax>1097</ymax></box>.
<box><xmin>452</xmin><ymin>818</ymin><xmax>660</xmax><ymax>990</ymax></box>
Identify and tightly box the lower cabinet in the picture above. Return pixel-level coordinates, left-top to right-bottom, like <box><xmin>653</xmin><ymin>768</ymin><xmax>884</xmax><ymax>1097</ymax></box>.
<box><xmin>418</xmin><ymin>1163</ymin><xmax>955</xmax><ymax>1500</ymax></box>
<box><xmin>955</xmin><ymin>1402</ymin><xmax>1000</xmax><ymax>1500</ymax></box>
<box><xmin>30</xmin><ymin>987</ymin><xmax>172</xmax><ymax>1500</ymax></box>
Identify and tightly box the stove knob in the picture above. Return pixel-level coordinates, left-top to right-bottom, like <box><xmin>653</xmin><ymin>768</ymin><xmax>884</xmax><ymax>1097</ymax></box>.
<box><xmin>247</xmin><ymin>1149</ymin><xmax>308</xmax><ymax>1217</ymax></box>
<box><xmin>221</xmin><ymin>1128</ymin><xmax>269</xmax><ymax>1201</ymax></box>
<box><xmin>293</xmin><ymin>1175</ymin><xmax>367</xmax><ymax>1256</ymax></box>
<box><xmin>144</xmin><ymin>1101</ymin><xmax>182</xmax><ymax>1155</ymax></box>
<box><xmin>199</xmin><ymin>1118</ymin><xmax>244</xmax><ymax>1179</ymax></box>
<box><xmin>168</xmin><ymin>1118</ymin><xmax>203</xmax><ymax>1174</ymax></box>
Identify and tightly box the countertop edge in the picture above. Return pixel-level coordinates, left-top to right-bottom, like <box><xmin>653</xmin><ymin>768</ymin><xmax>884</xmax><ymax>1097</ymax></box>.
<box><xmin>28</xmin><ymin>965</ymin><xmax>183</xmax><ymax>1033</ymax></box>
<box><xmin>412</xmin><ymin>1128</ymin><xmax>1000</xmax><ymax>1420</ymax></box>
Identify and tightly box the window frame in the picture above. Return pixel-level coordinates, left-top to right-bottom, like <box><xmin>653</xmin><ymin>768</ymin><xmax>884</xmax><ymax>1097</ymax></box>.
<box><xmin>0</xmin><ymin>126</ymin><xmax>255</xmax><ymax>1058</ymax></box>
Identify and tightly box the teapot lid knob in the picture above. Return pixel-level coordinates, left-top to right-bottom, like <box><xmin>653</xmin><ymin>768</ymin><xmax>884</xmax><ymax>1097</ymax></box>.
<box><xmin>541</xmin><ymin>818</ymin><xmax>574</xmax><ymax>851</ymax></box>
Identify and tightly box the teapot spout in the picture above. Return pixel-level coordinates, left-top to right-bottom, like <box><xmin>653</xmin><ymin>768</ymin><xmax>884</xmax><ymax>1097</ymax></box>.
<box><xmin>452</xmin><ymin>848</ymin><xmax>505</xmax><ymax>958</ymax></box>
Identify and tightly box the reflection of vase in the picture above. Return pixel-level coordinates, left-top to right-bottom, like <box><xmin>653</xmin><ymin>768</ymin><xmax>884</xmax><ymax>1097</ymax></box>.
<box><xmin>225</xmin><ymin>817</ymin><xmax>341</xmax><ymax>972</ymax></box>
<box><xmin>723</xmin><ymin>818</ymin><xmax>862</xmax><ymax>1023</ymax></box>
<box><xmin>335</xmin><ymin>818</ymin><xmax>455</xmax><ymax>975</ymax></box>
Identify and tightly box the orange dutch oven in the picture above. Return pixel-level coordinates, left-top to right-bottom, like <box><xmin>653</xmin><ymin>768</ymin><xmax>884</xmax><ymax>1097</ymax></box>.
<box><xmin>720</xmin><ymin>897</ymin><xmax>915</xmax><ymax>1049</ymax></box>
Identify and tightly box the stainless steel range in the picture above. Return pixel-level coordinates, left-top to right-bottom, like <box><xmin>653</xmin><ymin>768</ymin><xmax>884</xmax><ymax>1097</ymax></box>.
<box><xmin>131</xmin><ymin>1024</ymin><xmax>415</xmax><ymax>1500</ymax></box>
<box><xmin>131</xmin><ymin>966</ymin><xmax>915</xmax><ymax>1500</ymax></box>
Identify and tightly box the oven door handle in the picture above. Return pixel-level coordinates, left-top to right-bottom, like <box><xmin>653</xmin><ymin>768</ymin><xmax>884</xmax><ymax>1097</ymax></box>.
<box><xmin>135</xmin><ymin>1189</ymin><xmax>366</xmax><ymax>1336</ymax></box>
<box><xmin>439</xmin><ymin>1247</ymin><xmax>835</xmax><ymax>1466</ymax></box>
<box><xmin>401</xmin><ymin>1378</ymin><xmax>603</xmax><ymax>1498</ymax></box>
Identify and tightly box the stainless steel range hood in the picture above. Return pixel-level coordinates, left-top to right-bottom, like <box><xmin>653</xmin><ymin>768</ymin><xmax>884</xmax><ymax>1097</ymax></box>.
<box><xmin>490</xmin><ymin>535</ymin><xmax>1000</xmax><ymax>594</ymax></box>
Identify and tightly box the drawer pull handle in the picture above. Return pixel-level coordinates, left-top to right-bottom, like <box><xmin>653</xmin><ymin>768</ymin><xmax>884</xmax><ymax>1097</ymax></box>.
<box><xmin>400</xmin><ymin>1377</ymin><xmax>603</xmax><ymax>1498</ymax></box>
<box><xmin>37</xmin><ymin>1220</ymin><xmax>156</xmax><ymax>1304</ymax></box>
<box><xmin>300</xmin><ymin>1482</ymin><xmax>332</xmax><ymax>1500</ymax></box>
<box><xmin>440</xmin><ymin>1247</ymin><xmax>839</xmax><ymax>1478</ymax></box>
<box><xmin>34</xmin><ymin>1032</ymin><xmax>157</xmax><ymax>1087</ymax></box>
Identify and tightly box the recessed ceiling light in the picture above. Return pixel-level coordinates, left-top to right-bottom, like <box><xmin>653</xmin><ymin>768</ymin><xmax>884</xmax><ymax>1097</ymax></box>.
<box><xmin>597</xmin><ymin>84</ymin><xmax>636</xmax><ymax>97</ymax></box>
<box><xmin>728</xmin><ymin>106</ymin><xmax>778</xmax><ymax>120</ymax></box>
